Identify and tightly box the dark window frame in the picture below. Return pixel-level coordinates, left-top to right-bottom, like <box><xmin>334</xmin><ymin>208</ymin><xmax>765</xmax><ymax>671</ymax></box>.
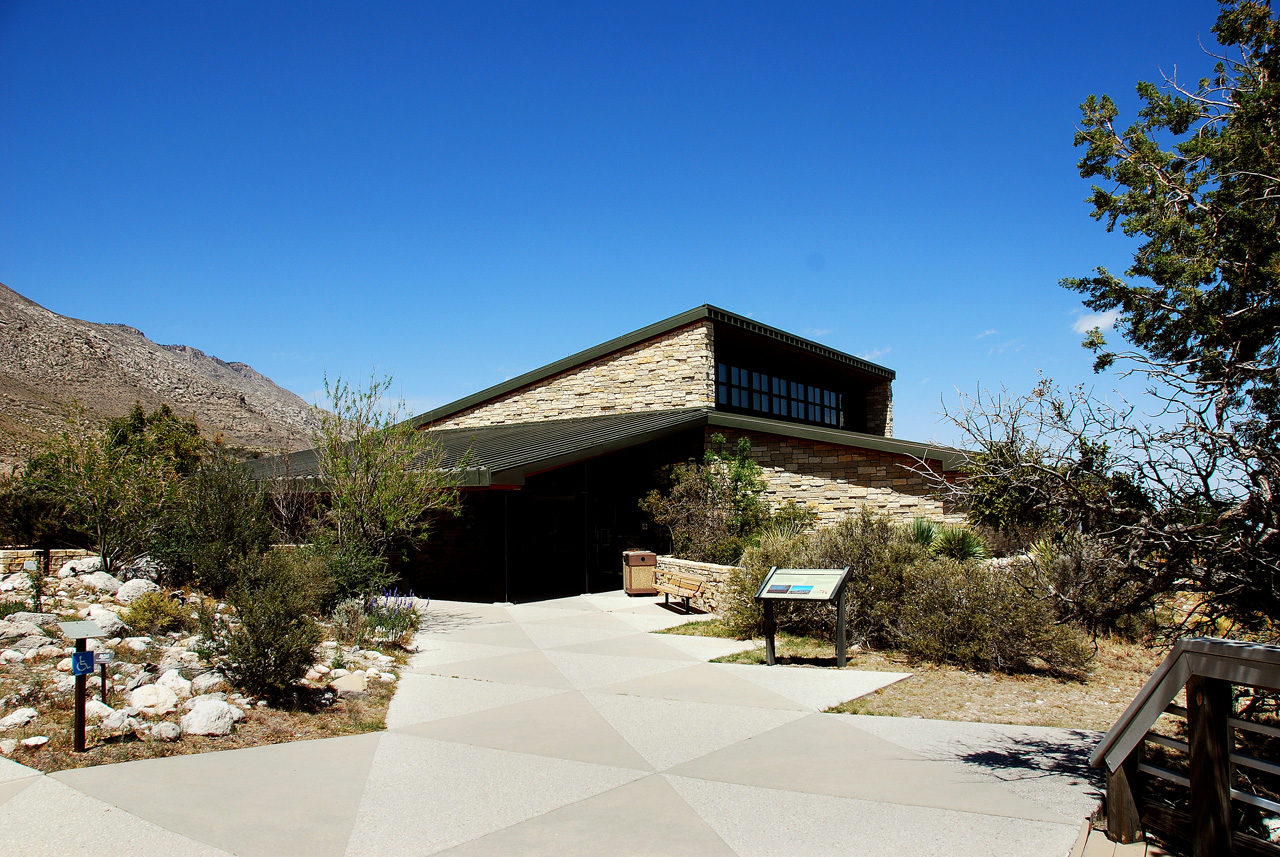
<box><xmin>715</xmin><ymin>362</ymin><xmax>843</xmax><ymax>428</ymax></box>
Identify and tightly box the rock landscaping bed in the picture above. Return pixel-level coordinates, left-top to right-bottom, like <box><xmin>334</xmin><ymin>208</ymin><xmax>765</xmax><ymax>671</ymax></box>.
<box><xmin>0</xmin><ymin>556</ymin><xmax>409</xmax><ymax>773</ymax></box>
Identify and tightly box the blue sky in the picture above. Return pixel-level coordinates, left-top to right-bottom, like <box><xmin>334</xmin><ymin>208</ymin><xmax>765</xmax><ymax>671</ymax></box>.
<box><xmin>0</xmin><ymin>1</ymin><xmax>1225</xmax><ymax>445</ymax></box>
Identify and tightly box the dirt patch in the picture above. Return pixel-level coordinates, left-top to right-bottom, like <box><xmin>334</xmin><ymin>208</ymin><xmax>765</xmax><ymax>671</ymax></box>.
<box><xmin>661</xmin><ymin>621</ymin><xmax>1165</xmax><ymax>731</ymax></box>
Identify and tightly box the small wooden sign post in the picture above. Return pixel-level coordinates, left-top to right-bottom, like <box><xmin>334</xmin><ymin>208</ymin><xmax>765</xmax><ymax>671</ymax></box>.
<box><xmin>57</xmin><ymin>620</ymin><xmax>105</xmax><ymax>753</ymax></box>
<box><xmin>754</xmin><ymin>567</ymin><xmax>853</xmax><ymax>667</ymax></box>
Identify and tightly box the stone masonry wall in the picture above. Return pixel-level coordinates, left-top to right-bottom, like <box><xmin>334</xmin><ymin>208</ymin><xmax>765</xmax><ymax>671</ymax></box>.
<box><xmin>0</xmin><ymin>548</ymin><xmax>93</xmax><ymax>578</ymax></box>
<box><xmin>865</xmin><ymin>381</ymin><xmax>893</xmax><ymax>437</ymax></box>
<box><xmin>709</xmin><ymin>427</ymin><xmax>958</xmax><ymax>525</ymax></box>
<box><xmin>655</xmin><ymin>555</ymin><xmax>737</xmax><ymax>614</ymax></box>
<box><xmin>433</xmin><ymin>322</ymin><xmax>716</xmax><ymax>429</ymax></box>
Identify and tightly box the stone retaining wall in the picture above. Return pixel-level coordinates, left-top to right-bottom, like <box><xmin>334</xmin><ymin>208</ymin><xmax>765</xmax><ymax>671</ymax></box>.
<box><xmin>433</xmin><ymin>321</ymin><xmax>716</xmax><ymax>429</ymax></box>
<box><xmin>655</xmin><ymin>555</ymin><xmax>739</xmax><ymax>615</ymax></box>
<box><xmin>0</xmin><ymin>548</ymin><xmax>94</xmax><ymax>578</ymax></box>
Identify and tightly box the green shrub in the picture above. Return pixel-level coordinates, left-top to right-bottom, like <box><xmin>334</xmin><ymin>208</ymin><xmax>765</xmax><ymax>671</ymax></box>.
<box><xmin>123</xmin><ymin>591</ymin><xmax>191</xmax><ymax>635</ymax></box>
<box><xmin>933</xmin><ymin>525</ymin><xmax>988</xmax><ymax>560</ymax></box>
<box><xmin>905</xmin><ymin>517</ymin><xmax>939</xmax><ymax>548</ymax></box>
<box><xmin>726</xmin><ymin>507</ymin><xmax>1091</xmax><ymax>677</ymax></box>
<box><xmin>1021</xmin><ymin>534</ymin><xmax>1152</xmax><ymax>638</ymax></box>
<box><xmin>896</xmin><ymin>557</ymin><xmax>1090</xmax><ymax>677</ymax></box>
<box><xmin>150</xmin><ymin>451</ymin><xmax>274</xmax><ymax>595</ymax></box>
<box><xmin>0</xmin><ymin>601</ymin><xmax>26</xmax><ymax>620</ymax></box>
<box><xmin>199</xmin><ymin>551</ymin><xmax>323</xmax><ymax>702</ymax></box>
<box><xmin>314</xmin><ymin>534</ymin><xmax>393</xmax><ymax>603</ymax></box>
<box><xmin>332</xmin><ymin>598</ymin><xmax>367</xmax><ymax>646</ymax></box>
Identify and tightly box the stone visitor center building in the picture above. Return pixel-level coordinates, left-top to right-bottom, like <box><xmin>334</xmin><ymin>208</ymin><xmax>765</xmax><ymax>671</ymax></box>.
<box><xmin>267</xmin><ymin>306</ymin><xmax>963</xmax><ymax>603</ymax></box>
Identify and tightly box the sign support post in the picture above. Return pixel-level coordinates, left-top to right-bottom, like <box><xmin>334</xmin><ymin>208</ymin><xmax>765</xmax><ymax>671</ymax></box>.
<box><xmin>754</xmin><ymin>567</ymin><xmax>853</xmax><ymax>668</ymax></box>
<box><xmin>58</xmin><ymin>620</ymin><xmax>105</xmax><ymax>753</ymax></box>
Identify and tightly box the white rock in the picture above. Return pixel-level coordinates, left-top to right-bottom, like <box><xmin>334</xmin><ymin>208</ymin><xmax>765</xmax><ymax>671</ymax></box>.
<box><xmin>0</xmin><ymin>739</ymin><xmax>14</xmax><ymax>755</ymax></box>
<box><xmin>85</xmin><ymin>700</ymin><xmax>114</xmax><ymax>721</ymax></box>
<box><xmin>191</xmin><ymin>672</ymin><xmax>226</xmax><ymax>695</ymax></box>
<box><xmin>330</xmin><ymin>672</ymin><xmax>367</xmax><ymax>693</ymax></box>
<box><xmin>182</xmin><ymin>692</ymin><xmax>226</xmax><ymax>711</ymax></box>
<box><xmin>379</xmin><ymin>672</ymin><xmax>397</xmax><ymax>683</ymax></box>
<box><xmin>99</xmin><ymin>709</ymin><xmax>143</xmax><ymax>736</ymax></box>
<box><xmin>180</xmin><ymin>700</ymin><xmax>237</xmax><ymax>736</ymax></box>
<box><xmin>313</xmin><ymin>664</ymin><xmax>331</xmax><ymax>675</ymax></box>
<box><xmin>228</xmin><ymin>705</ymin><xmax>245</xmax><ymax>722</ymax></box>
<box><xmin>305</xmin><ymin>669</ymin><xmax>322</xmax><ymax>682</ymax></box>
<box><xmin>84</xmin><ymin>571</ymin><xmax>123</xmax><ymax>594</ymax></box>
<box><xmin>130</xmin><ymin>683</ymin><xmax>178</xmax><ymax>716</ymax></box>
<box><xmin>124</xmin><ymin>636</ymin><xmax>152</xmax><ymax>652</ymax></box>
<box><xmin>361</xmin><ymin>650</ymin><xmax>380</xmax><ymax>658</ymax></box>
<box><xmin>19</xmin><ymin>736</ymin><xmax>47</xmax><ymax>748</ymax></box>
<box><xmin>0</xmin><ymin>708</ymin><xmax>37</xmax><ymax>730</ymax></box>
<box><xmin>150</xmin><ymin>721</ymin><xmax>181</xmax><ymax>742</ymax></box>
<box><xmin>56</xmin><ymin>657</ymin><xmax>72</xmax><ymax>672</ymax></box>
<box><xmin>59</xmin><ymin>557</ymin><xmax>102</xmax><ymax>578</ymax></box>
<box><xmin>116</xmin><ymin>579</ymin><xmax>161</xmax><ymax>604</ymax></box>
<box><xmin>330</xmin><ymin>668</ymin><xmax>350</xmax><ymax>679</ymax></box>
<box><xmin>0</xmin><ymin>650</ymin><xmax>23</xmax><ymax>664</ymax></box>
<box><xmin>156</xmin><ymin>669</ymin><xmax>192</xmax><ymax>700</ymax></box>
<box><xmin>86</xmin><ymin>607</ymin><xmax>125</xmax><ymax>637</ymax></box>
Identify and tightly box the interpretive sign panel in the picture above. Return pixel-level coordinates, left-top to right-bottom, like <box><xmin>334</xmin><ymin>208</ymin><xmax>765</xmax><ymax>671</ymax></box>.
<box><xmin>756</xmin><ymin>567</ymin><xmax>852</xmax><ymax>602</ymax></box>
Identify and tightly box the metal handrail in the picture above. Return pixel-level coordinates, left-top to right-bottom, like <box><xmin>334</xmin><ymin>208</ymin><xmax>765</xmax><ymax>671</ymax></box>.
<box><xmin>1090</xmin><ymin>637</ymin><xmax>1280</xmax><ymax>773</ymax></box>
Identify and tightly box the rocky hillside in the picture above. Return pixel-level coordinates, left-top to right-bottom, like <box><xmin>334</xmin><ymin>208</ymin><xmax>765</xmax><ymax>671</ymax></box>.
<box><xmin>0</xmin><ymin>283</ymin><xmax>324</xmax><ymax>465</ymax></box>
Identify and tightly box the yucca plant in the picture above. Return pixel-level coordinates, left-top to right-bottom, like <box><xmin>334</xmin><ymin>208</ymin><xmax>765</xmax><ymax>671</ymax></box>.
<box><xmin>933</xmin><ymin>525</ymin><xmax>988</xmax><ymax>561</ymax></box>
<box><xmin>905</xmin><ymin>517</ymin><xmax>939</xmax><ymax>549</ymax></box>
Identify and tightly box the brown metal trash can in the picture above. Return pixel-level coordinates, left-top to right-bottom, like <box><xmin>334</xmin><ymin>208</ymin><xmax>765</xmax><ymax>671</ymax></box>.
<box><xmin>623</xmin><ymin>551</ymin><xmax>658</xmax><ymax>595</ymax></box>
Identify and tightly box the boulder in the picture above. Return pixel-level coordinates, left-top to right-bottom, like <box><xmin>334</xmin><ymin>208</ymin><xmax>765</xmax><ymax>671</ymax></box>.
<box><xmin>53</xmin><ymin>675</ymin><xmax>75</xmax><ymax>694</ymax></box>
<box><xmin>180</xmin><ymin>699</ymin><xmax>237</xmax><ymax>736</ymax></box>
<box><xmin>116</xmin><ymin>579</ymin><xmax>160</xmax><ymax>604</ymax></box>
<box><xmin>119</xmin><ymin>556</ymin><xmax>163</xmax><ymax>582</ymax></box>
<box><xmin>34</xmin><ymin>646</ymin><xmax>62</xmax><ymax>659</ymax></box>
<box><xmin>125</xmin><ymin>671</ymin><xmax>157</xmax><ymax>692</ymax></box>
<box><xmin>1</xmin><ymin>573</ymin><xmax>30</xmax><ymax>591</ymax></box>
<box><xmin>150</xmin><ymin>721</ymin><xmax>181</xmax><ymax>742</ymax></box>
<box><xmin>156</xmin><ymin>669</ymin><xmax>192</xmax><ymax>700</ymax></box>
<box><xmin>123</xmin><ymin>636</ymin><xmax>152</xmax><ymax>652</ymax></box>
<box><xmin>5</xmin><ymin>612</ymin><xmax>59</xmax><ymax>628</ymax></box>
<box><xmin>0</xmin><ymin>708</ymin><xmax>37</xmax><ymax>730</ymax></box>
<box><xmin>19</xmin><ymin>736</ymin><xmax>47</xmax><ymax>748</ymax></box>
<box><xmin>59</xmin><ymin>557</ymin><xmax>102</xmax><ymax>578</ymax></box>
<box><xmin>56</xmin><ymin>657</ymin><xmax>72</xmax><ymax>672</ymax></box>
<box><xmin>0</xmin><ymin>739</ymin><xmax>14</xmax><ymax>756</ymax></box>
<box><xmin>130</xmin><ymin>683</ymin><xmax>178</xmax><ymax>716</ymax></box>
<box><xmin>85</xmin><ymin>700</ymin><xmax>114</xmax><ymax>721</ymax></box>
<box><xmin>378</xmin><ymin>673</ymin><xmax>397</xmax><ymax>683</ymax></box>
<box><xmin>86</xmin><ymin>607</ymin><xmax>125</xmax><ymax>637</ymax></box>
<box><xmin>182</xmin><ymin>692</ymin><xmax>226</xmax><ymax>711</ymax></box>
<box><xmin>158</xmin><ymin>648</ymin><xmax>199</xmax><ymax>673</ymax></box>
<box><xmin>330</xmin><ymin>671</ymin><xmax>367</xmax><ymax>696</ymax></box>
<box><xmin>191</xmin><ymin>672</ymin><xmax>226</xmax><ymax>695</ymax></box>
<box><xmin>0</xmin><ymin>621</ymin><xmax>44</xmax><ymax>642</ymax></box>
<box><xmin>99</xmin><ymin>709</ymin><xmax>143</xmax><ymax>736</ymax></box>
<box><xmin>83</xmin><ymin>571</ymin><xmax>123</xmax><ymax>594</ymax></box>
<box><xmin>0</xmin><ymin>650</ymin><xmax>23</xmax><ymax>664</ymax></box>
<box><xmin>10</xmin><ymin>635</ymin><xmax>50</xmax><ymax>652</ymax></box>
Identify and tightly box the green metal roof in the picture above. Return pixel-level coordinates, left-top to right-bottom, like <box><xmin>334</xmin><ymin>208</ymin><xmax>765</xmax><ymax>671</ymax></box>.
<box><xmin>408</xmin><ymin>305</ymin><xmax>895</xmax><ymax>429</ymax></box>
<box><xmin>253</xmin><ymin>407</ymin><xmax>965</xmax><ymax>489</ymax></box>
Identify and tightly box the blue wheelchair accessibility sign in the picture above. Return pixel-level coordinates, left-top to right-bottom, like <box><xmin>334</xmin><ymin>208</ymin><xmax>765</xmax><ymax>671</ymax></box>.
<box><xmin>71</xmin><ymin>651</ymin><xmax>95</xmax><ymax>676</ymax></box>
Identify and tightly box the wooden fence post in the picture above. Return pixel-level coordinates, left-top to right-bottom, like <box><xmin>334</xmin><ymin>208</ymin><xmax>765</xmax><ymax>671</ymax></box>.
<box><xmin>1187</xmin><ymin>675</ymin><xmax>1233</xmax><ymax>857</ymax></box>
<box><xmin>1106</xmin><ymin>742</ymin><xmax>1145</xmax><ymax>844</ymax></box>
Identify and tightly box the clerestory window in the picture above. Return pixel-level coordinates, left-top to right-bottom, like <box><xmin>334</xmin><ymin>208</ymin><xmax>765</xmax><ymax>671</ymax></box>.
<box><xmin>715</xmin><ymin>363</ymin><xmax>843</xmax><ymax>428</ymax></box>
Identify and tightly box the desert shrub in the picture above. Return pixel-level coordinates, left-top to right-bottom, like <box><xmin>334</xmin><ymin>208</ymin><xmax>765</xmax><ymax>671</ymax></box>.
<box><xmin>896</xmin><ymin>557</ymin><xmax>1091</xmax><ymax>677</ymax></box>
<box><xmin>150</xmin><ymin>451</ymin><xmax>274</xmax><ymax>595</ymax></box>
<box><xmin>122</xmin><ymin>591</ymin><xmax>191</xmax><ymax>635</ymax></box>
<box><xmin>332</xmin><ymin>598</ymin><xmax>367</xmax><ymax>646</ymax></box>
<box><xmin>199</xmin><ymin>550</ymin><xmax>323</xmax><ymax>702</ymax></box>
<box><xmin>932</xmin><ymin>525</ymin><xmax>988</xmax><ymax>560</ymax></box>
<box><xmin>726</xmin><ymin>507</ymin><xmax>1092</xmax><ymax>677</ymax></box>
<box><xmin>313</xmin><ymin>534</ymin><xmax>394</xmax><ymax>603</ymax></box>
<box><xmin>0</xmin><ymin>601</ymin><xmax>26</xmax><ymax>620</ymax></box>
<box><xmin>1019</xmin><ymin>534</ymin><xmax>1153</xmax><ymax>638</ymax></box>
<box><xmin>365</xmin><ymin>589</ymin><xmax>420</xmax><ymax>646</ymax></box>
<box><xmin>905</xmin><ymin>517</ymin><xmax>939</xmax><ymax>548</ymax></box>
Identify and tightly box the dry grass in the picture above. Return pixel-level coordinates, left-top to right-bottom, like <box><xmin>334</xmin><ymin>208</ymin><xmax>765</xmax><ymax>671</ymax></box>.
<box><xmin>2</xmin><ymin>681</ymin><xmax>396</xmax><ymax>773</ymax></box>
<box><xmin>663</xmin><ymin>622</ymin><xmax>1165</xmax><ymax>731</ymax></box>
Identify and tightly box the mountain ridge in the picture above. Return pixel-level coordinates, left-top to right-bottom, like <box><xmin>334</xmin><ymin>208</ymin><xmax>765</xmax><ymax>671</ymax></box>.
<box><xmin>0</xmin><ymin>282</ymin><xmax>324</xmax><ymax>465</ymax></box>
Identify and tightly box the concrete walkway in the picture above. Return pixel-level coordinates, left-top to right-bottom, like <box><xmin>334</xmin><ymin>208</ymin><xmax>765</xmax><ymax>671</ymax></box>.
<box><xmin>0</xmin><ymin>592</ymin><xmax>1104</xmax><ymax>856</ymax></box>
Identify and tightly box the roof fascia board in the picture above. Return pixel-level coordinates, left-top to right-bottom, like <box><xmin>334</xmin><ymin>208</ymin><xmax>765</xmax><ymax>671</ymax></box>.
<box><xmin>706</xmin><ymin>411</ymin><xmax>967</xmax><ymax>470</ymax></box>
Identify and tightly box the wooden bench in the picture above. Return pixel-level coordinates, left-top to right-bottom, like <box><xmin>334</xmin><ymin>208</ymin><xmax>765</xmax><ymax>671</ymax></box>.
<box><xmin>654</xmin><ymin>571</ymin><xmax>707</xmax><ymax>614</ymax></box>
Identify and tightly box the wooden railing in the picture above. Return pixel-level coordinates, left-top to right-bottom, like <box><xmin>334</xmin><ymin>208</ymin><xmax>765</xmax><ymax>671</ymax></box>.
<box><xmin>1092</xmin><ymin>637</ymin><xmax>1280</xmax><ymax>856</ymax></box>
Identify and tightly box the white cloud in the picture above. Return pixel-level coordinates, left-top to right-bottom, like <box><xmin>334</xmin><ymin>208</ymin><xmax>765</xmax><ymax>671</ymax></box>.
<box><xmin>1072</xmin><ymin>308</ymin><xmax>1122</xmax><ymax>334</ymax></box>
<box><xmin>858</xmin><ymin>347</ymin><xmax>891</xmax><ymax>361</ymax></box>
<box><xmin>803</xmin><ymin>327</ymin><xmax>832</xmax><ymax>337</ymax></box>
<box><xmin>987</xmin><ymin>339</ymin><xmax>1025</xmax><ymax>356</ymax></box>
<box><xmin>975</xmin><ymin>329</ymin><xmax>997</xmax><ymax>339</ymax></box>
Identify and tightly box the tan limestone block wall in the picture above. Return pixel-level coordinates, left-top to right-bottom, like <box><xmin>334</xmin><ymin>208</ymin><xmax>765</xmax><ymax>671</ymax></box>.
<box><xmin>865</xmin><ymin>381</ymin><xmax>893</xmax><ymax>437</ymax></box>
<box><xmin>0</xmin><ymin>548</ymin><xmax>94</xmax><ymax>578</ymax></box>
<box><xmin>433</xmin><ymin>322</ymin><xmax>716</xmax><ymax>429</ymax></box>
<box><xmin>708</xmin><ymin>428</ymin><xmax>958</xmax><ymax>525</ymax></box>
<box><xmin>655</xmin><ymin>555</ymin><xmax>738</xmax><ymax>614</ymax></box>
